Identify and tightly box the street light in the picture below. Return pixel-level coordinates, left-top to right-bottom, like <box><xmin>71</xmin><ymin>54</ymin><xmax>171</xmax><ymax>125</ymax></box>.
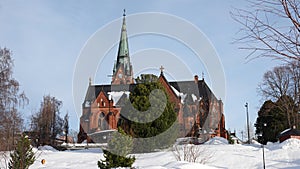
<box><xmin>257</xmin><ymin>123</ymin><xmax>266</xmax><ymax>169</ymax></box>
<box><xmin>262</xmin><ymin>123</ymin><xmax>267</xmax><ymax>169</ymax></box>
<box><xmin>245</xmin><ymin>102</ymin><xmax>250</xmax><ymax>144</ymax></box>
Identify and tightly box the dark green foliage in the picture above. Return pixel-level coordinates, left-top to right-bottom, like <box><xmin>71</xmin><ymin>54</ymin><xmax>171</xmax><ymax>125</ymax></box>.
<box><xmin>9</xmin><ymin>135</ymin><xmax>35</xmax><ymax>169</ymax></box>
<box><xmin>228</xmin><ymin>136</ymin><xmax>234</xmax><ymax>144</ymax></box>
<box><xmin>255</xmin><ymin>98</ymin><xmax>294</xmax><ymax>144</ymax></box>
<box><xmin>98</xmin><ymin>128</ymin><xmax>135</xmax><ymax>169</ymax></box>
<box><xmin>135</xmin><ymin>74</ymin><xmax>158</xmax><ymax>84</ymax></box>
<box><xmin>119</xmin><ymin>74</ymin><xmax>178</xmax><ymax>153</ymax></box>
<box><xmin>98</xmin><ymin>150</ymin><xmax>135</xmax><ymax>169</ymax></box>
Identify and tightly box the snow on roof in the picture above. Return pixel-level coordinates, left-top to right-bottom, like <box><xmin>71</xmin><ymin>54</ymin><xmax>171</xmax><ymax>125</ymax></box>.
<box><xmin>280</xmin><ymin>128</ymin><xmax>292</xmax><ymax>135</ymax></box>
<box><xmin>108</xmin><ymin>91</ymin><xmax>130</xmax><ymax>106</ymax></box>
<box><xmin>170</xmin><ymin>85</ymin><xmax>200</xmax><ymax>104</ymax></box>
<box><xmin>88</xmin><ymin>129</ymin><xmax>117</xmax><ymax>136</ymax></box>
<box><xmin>170</xmin><ymin>85</ymin><xmax>187</xmax><ymax>104</ymax></box>
<box><xmin>279</xmin><ymin>127</ymin><xmax>300</xmax><ymax>137</ymax></box>
<box><xmin>170</xmin><ymin>85</ymin><xmax>180</xmax><ymax>96</ymax></box>
<box><xmin>191</xmin><ymin>94</ymin><xmax>198</xmax><ymax>102</ymax></box>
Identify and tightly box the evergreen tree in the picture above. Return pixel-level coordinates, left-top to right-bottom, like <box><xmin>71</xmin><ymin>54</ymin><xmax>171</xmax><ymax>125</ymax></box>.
<box><xmin>119</xmin><ymin>74</ymin><xmax>178</xmax><ymax>153</ymax></box>
<box><xmin>255</xmin><ymin>98</ymin><xmax>292</xmax><ymax>144</ymax></box>
<box><xmin>8</xmin><ymin>134</ymin><xmax>35</xmax><ymax>169</ymax></box>
<box><xmin>98</xmin><ymin>128</ymin><xmax>135</xmax><ymax>169</ymax></box>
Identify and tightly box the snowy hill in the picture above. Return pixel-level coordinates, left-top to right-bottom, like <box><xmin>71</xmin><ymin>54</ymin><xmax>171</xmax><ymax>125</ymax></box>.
<box><xmin>1</xmin><ymin>138</ymin><xmax>300</xmax><ymax>169</ymax></box>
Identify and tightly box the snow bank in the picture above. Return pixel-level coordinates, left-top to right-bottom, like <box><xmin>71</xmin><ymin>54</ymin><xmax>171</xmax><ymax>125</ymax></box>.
<box><xmin>262</xmin><ymin>141</ymin><xmax>280</xmax><ymax>150</ymax></box>
<box><xmin>163</xmin><ymin>161</ymin><xmax>217</xmax><ymax>169</ymax></box>
<box><xmin>263</xmin><ymin>138</ymin><xmax>300</xmax><ymax>150</ymax></box>
<box><xmin>38</xmin><ymin>145</ymin><xmax>58</xmax><ymax>152</ymax></box>
<box><xmin>280</xmin><ymin>138</ymin><xmax>300</xmax><ymax>150</ymax></box>
<box><xmin>28</xmin><ymin>138</ymin><xmax>300</xmax><ymax>169</ymax></box>
<box><xmin>205</xmin><ymin>137</ymin><xmax>228</xmax><ymax>145</ymax></box>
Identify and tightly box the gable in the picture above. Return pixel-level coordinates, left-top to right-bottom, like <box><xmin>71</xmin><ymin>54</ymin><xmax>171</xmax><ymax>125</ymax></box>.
<box><xmin>158</xmin><ymin>74</ymin><xmax>180</xmax><ymax>105</ymax></box>
<box><xmin>91</xmin><ymin>91</ymin><xmax>112</xmax><ymax>108</ymax></box>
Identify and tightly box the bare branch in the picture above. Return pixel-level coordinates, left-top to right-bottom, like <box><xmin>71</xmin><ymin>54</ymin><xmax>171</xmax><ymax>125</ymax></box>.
<box><xmin>257</xmin><ymin>62</ymin><xmax>300</xmax><ymax>127</ymax></box>
<box><xmin>231</xmin><ymin>0</ymin><xmax>300</xmax><ymax>62</ymax></box>
<box><xmin>172</xmin><ymin>144</ymin><xmax>213</xmax><ymax>164</ymax></box>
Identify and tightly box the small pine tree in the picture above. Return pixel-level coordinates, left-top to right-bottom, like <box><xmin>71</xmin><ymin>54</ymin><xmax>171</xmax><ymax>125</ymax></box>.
<box><xmin>9</xmin><ymin>134</ymin><xmax>35</xmax><ymax>169</ymax></box>
<box><xmin>228</xmin><ymin>136</ymin><xmax>234</xmax><ymax>144</ymax></box>
<box><xmin>98</xmin><ymin>149</ymin><xmax>135</xmax><ymax>169</ymax></box>
<box><xmin>98</xmin><ymin>128</ymin><xmax>135</xmax><ymax>169</ymax></box>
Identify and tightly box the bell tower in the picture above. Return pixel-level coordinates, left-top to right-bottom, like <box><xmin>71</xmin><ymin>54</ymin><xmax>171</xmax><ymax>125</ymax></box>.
<box><xmin>111</xmin><ymin>9</ymin><xmax>134</xmax><ymax>85</ymax></box>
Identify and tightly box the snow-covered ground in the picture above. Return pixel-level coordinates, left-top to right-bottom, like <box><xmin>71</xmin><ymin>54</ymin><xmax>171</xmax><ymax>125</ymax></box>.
<box><xmin>1</xmin><ymin>137</ymin><xmax>300</xmax><ymax>169</ymax></box>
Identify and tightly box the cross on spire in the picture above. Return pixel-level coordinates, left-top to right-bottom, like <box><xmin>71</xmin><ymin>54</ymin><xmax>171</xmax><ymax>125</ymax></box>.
<box><xmin>160</xmin><ymin>65</ymin><xmax>164</xmax><ymax>74</ymax></box>
<box><xmin>89</xmin><ymin>77</ymin><xmax>92</xmax><ymax>86</ymax></box>
<box><xmin>123</xmin><ymin>9</ymin><xmax>126</xmax><ymax>16</ymax></box>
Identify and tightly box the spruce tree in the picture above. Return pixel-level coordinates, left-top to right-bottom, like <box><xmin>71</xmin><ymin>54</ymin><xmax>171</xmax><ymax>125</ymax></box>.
<box><xmin>119</xmin><ymin>74</ymin><xmax>178</xmax><ymax>153</ymax></box>
<box><xmin>98</xmin><ymin>128</ymin><xmax>135</xmax><ymax>169</ymax></box>
<box><xmin>255</xmin><ymin>98</ymin><xmax>291</xmax><ymax>144</ymax></box>
<box><xmin>8</xmin><ymin>134</ymin><xmax>35</xmax><ymax>169</ymax></box>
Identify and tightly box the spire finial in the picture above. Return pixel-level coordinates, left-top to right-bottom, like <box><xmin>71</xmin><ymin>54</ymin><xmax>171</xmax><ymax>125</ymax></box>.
<box><xmin>123</xmin><ymin>9</ymin><xmax>126</xmax><ymax>17</ymax></box>
<box><xmin>160</xmin><ymin>65</ymin><xmax>164</xmax><ymax>74</ymax></box>
<box><xmin>89</xmin><ymin>77</ymin><xmax>92</xmax><ymax>86</ymax></box>
<box><xmin>202</xmin><ymin>72</ymin><xmax>205</xmax><ymax>80</ymax></box>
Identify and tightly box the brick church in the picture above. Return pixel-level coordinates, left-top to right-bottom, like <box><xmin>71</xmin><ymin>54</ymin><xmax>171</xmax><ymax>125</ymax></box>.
<box><xmin>78</xmin><ymin>12</ymin><xmax>227</xmax><ymax>143</ymax></box>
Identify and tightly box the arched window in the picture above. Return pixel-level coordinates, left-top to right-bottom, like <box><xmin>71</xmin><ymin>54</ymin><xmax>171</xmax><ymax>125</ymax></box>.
<box><xmin>98</xmin><ymin>112</ymin><xmax>105</xmax><ymax>130</ymax></box>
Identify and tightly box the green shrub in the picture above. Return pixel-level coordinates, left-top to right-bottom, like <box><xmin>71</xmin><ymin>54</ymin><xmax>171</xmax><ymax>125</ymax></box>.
<box><xmin>9</xmin><ymin>135</ymin><xmax>35</xmax><ymax>169</ymax></box>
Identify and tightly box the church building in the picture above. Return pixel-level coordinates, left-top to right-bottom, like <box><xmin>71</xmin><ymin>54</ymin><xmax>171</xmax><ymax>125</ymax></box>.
<box><xmin>78</xmin><ymin>12</ymin><xmax>227</xmax><ymax>143</ymax></box>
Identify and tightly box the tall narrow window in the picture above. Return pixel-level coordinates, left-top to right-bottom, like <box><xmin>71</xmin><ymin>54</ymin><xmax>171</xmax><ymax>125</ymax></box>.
<box><xmin>98</xmin><ymin>112</ymin><xmax>105</xmax><ymax>130</ymax></box>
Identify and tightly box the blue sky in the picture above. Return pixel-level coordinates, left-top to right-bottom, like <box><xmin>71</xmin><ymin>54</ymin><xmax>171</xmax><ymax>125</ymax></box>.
<box><xmin>0</xmin><ymin>0</ymin><xmax>280</xmax><ymax>137</ymax></box>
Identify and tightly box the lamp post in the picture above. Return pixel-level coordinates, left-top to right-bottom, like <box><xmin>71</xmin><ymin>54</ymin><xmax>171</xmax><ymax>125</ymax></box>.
<box><xmin>262</xmin><ymin>141</ymin><xmax>266</xmax><ymax>169</ymax></box>
<box><xmin>245</xmin><ymin>102</ymin><xmax>250</xmax><ymax>144</ymax></box>
<box><xmin>262</xmin><ymin>123</ymin><xmax>267</xmax><ymax>169</ymax></box>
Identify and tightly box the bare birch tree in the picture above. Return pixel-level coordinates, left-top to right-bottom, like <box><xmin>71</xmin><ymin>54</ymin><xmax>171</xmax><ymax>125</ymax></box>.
<box><xmin>30</xmin><ymin>95</ymin><xmax>63</xmax><ymax>146</ymax></box>
<box><xmin>231</xmin><ymin>0</ymin><xmax>300</xmax><ymax>62</ymax></box>
<box><xmin>258</xmin><ymin>62</ymin><xmax>300</xmax><ymax>127</ymax></box>
<box><xmin>0</xmin><ymin>48</ymin><xmax>28</xmax><ymax>151</ymax></box>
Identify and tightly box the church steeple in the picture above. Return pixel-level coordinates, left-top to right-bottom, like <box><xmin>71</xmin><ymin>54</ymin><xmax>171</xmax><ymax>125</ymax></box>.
<box><xmin>117</xmin><ymin>9</ymin><xmax>129</xmax><ymax>61</ymax></box>
<box><xmin>111</xmin><ymin>9</ymin><xmax>134</xmax><ymax>85</ymax></box>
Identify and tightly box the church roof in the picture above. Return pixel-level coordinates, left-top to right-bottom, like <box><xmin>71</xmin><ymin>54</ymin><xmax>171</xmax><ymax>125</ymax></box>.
<box><xmin>279</xmin><ymin>128</ymin><xmax>300</xmax><ymax>137</ymax></box>
<box><xmin>83</xmin><ymin>77</ymin><xmax>218</xmax><ymax>106</ymax></box>
<box><xmin>169</xmin><ymin>80</ymin><xmax>217</xmax><ymax>101</ymax></box>
<box><xmin>84</xmin><ymin>84</ymin><xmax>135</xmax><ymax>103</ymax></box>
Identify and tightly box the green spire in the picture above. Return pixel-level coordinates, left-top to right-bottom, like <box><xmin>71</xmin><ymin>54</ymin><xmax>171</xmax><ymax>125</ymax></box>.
<box><xmin>112</xmin><ymin>9</ymin><xmax>134</xmax><ymax>84</ymax></box>
<box><xmin>116</xmin><ymin>9</ymin><xmax>129</xmax><ymax>65</ymax></box>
